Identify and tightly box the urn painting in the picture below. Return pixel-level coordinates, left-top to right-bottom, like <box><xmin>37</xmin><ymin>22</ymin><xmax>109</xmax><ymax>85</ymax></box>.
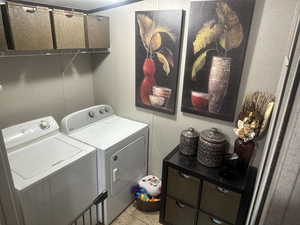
<box><xmin>181</xmin><ymin>0</ymin><xmax>255</xmax><ymax>121</ymax></box>
<box><xmin>135</xmin><ymin>10</ymin><xmax>184</xmax><ymax>114</ymax></box>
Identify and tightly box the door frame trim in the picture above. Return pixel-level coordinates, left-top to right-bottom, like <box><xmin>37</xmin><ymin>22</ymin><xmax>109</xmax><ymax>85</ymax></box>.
<box><xmin>247</xmin><ymin>2</ymin><xmax>300</xmax><ymax>224</ymax></box>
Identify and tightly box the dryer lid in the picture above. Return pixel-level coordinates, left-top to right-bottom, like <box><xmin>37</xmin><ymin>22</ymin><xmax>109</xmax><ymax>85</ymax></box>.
<box><xmin>70</xmin><ymin>115</ymin><xmax>148</xmax><ymax>150</ymax></box>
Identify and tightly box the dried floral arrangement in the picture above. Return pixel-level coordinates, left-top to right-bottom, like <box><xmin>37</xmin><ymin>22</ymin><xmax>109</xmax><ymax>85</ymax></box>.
<box><xmin>234</xmin><ymin>92</ymin><xmax>275</xmax><ymax>142</ymax></box>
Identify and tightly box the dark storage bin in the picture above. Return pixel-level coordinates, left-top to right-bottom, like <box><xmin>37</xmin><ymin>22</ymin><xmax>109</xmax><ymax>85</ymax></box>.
<box><xmin>200</xmin><ymin>181</ymin><xmax>241</xmax><ymax>224</ymax></box>
<box><xmin>2</xmin><ymin>2</ymin><xmax>53</xmax><ymax>50</ymax></box>
<box><xmin>165</xmin><ymin>197</ymin><xmax>197</xmax><ymax>225</ymax></box>
<box><xmin>198</xmin><ymin>211</ymin><xmax>230</xmax><ymax>225</ymax></box>
<box><xmin>0</xmin><ymin>10</ymin><xmax>7</xmax><ymax>50</ymax></box>
<box><xmin>52</xmin><ymin>9</ymin><xmax>85</xmax><ymax>49</ymax></box>
<box><xmin>85</xmin><ymin>15</ymin><xmax>110</xmax><ymax>49</ymax></box>
<box><xmin>167</xmin><ymin>167</ymin><xmax>200</xmax><ymax>207</ymax></box>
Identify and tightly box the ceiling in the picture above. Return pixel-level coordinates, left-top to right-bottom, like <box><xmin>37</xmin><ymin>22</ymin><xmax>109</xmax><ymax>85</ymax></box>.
<box><xmin>17</xmin><ymin>0</ymin><xmax>137</xmax><ymax>12</ymax></box>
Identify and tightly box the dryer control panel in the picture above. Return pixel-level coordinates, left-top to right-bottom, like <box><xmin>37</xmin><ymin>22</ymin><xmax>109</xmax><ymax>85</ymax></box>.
<box><xmin>61</xmin><ymin>105</ymin><xmax>114</xmax><ymax>134</ymax></box>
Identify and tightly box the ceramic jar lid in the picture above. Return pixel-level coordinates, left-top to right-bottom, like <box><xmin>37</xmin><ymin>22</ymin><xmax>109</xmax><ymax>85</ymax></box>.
<box><xmin>200</xmin><ymin>128</ymin><xmax>226</xmax><ymax>143</ymax></box>
<box><xmin>181</xmin><ymin>127</ymin><xmax>199</xmax><ymax>138</ymax></box>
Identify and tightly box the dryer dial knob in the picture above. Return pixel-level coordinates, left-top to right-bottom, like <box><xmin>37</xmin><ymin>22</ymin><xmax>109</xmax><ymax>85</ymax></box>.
<box><xmin>88</xmin><ymin>111</ymin><xmax>95</xmax><ymax>118</ymax></box>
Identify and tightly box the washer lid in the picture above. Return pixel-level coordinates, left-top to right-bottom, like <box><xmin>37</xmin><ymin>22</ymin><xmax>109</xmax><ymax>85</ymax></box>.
<box><xmin>8</xmin><ymin>134</ymin><xmax>96</xmax><ymax>190</ymax></box>
<box><xmin>9</xmin><ymin>137</ymin><xmax>82</xmax><ymax>180</ymax></box>
<box><xmin>71</xmin><ymin>115</ymin><xmax>148</xmax><ymax>150</ymax></box>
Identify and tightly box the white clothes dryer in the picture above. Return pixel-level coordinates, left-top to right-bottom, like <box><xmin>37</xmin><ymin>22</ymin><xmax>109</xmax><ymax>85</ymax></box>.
<box><xmin>61</xmin><ymin>105</ymin><xmax>149</xmax><ymax>225</ymax></box>
<box><xmin>2</xmin><ymin>117</ymin><xmax>98</xmax><ymax>225</ymax></box>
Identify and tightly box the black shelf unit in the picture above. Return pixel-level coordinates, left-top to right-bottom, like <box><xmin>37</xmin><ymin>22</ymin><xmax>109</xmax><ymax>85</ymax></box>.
<box><xmin>160</xmin><ymin>145</ymin><xmax>257</xmax><ymax>225</ymax></box>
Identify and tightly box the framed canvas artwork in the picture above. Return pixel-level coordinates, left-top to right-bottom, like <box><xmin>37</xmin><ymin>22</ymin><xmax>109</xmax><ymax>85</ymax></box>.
<box><xmin>181</xmin><ymin>0</ymin><xmax>255</xmax><ymax>121</ymax></box>
<box><xmin>135</xmin><ymin>10</ymin><xmax>184</xmax><ymax>114</ymax></box>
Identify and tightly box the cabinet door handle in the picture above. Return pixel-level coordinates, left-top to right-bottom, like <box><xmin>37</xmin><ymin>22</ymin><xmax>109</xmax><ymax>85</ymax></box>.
<box><xmin>210</xmin><ymin>217</ymin><xmax>223</xmax><ymax>224</ymax></box>
<box><xmin>216</xmin><ymin>186</ymin><xmax>229</xmax><ymax>194</ymax></box>
<box><xmin>175</xmin><ymin>201</ymin><xmax>185</xmax><ymax>208</ymax></box>
<box><xmin>178</xmin><ymin>172</ymin><xmax>190</xmax><ymax>179</ymax></box>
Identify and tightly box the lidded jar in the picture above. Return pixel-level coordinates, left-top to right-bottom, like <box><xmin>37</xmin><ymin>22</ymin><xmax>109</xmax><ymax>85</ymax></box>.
<box><xmin>197</xmin><ymin>128</ymin><xmax>227</xmax><ymax>167</ymax></box>
<box><xmin>179</xmin><ymin>128</ymin><xmax>199</xmax><ymax>156</ymax></box>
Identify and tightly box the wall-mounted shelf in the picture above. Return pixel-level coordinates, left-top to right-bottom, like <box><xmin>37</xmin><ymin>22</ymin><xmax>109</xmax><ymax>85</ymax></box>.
<box><xmin>0</xmin><ymin>48</ymin><xmax>110</xmax><ymax>58</ymax></box>
<box><xmin>0</xmin><ymin>1</ymin><xmax>111</xmax><ymax>52</ymax></box>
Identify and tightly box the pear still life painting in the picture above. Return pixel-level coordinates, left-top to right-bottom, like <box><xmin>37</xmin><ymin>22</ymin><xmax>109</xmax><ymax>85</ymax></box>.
<box><xmin>182</xmin><ymin>0</ymin><xmax>255</xmax><ymax>121</ymax></box>
<box><xmin>135</xmin><ymin>10</ymin><xmax>184</xmax><ymax>114</ymax></box>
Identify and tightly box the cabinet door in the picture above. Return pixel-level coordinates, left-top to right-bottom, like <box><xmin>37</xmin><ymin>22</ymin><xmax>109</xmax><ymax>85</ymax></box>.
<box><xmin>200</xmin><ymin>181</ymin><xmax>241</xmax><ymax>224</ymax></box>
<box><xmin>0</xmin><ymin>10</ymin><xmax>7</xmax><ymax>50</ymax></box>
<box><xmin>167</xmin><ymin>167</ymin><xmax>200</xmax><ymax>207</ymax></box>
<box><xmin>5</xmin><ymin>2</ymin><xmax>53</xmax><ymax>50</ymax></box>
<box><xmin>52</xmin><ymin>9</ymin><xmax>85</xmax><ymax>49</ymax></box>
<box><xmin>165</xmin><ymin>197</ymin><xmax>197</xmax><ymax>225</ymax></box>
<box><xmin>85</xmin><ymin>15</ymin><xmax>110</xmax><ymax>48</ymax></box>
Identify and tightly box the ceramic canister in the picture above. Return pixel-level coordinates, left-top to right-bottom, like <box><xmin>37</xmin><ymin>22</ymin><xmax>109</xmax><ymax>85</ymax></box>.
<box><xmin>197</xmin><ymin>128</ymin><xmax>228</xmax><ymax>167</ymax></box>
<box><xmin>179</xmin><ymin>128</ymin><xmax>199</xmax><ymax>156</ymax></box>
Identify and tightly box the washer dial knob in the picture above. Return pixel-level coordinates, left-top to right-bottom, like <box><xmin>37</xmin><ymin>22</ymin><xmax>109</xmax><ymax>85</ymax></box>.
<box><xmin>40</xmin><ymin>120</ymin><xmax>50</xmax><ymax>130</ymax></box>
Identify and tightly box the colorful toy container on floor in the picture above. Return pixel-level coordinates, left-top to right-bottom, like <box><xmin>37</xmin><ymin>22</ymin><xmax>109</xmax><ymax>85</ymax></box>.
<box><xmin>132</xmin><ymin>175</ymin><xmax>161</xmax><ymax>212</ymax></box>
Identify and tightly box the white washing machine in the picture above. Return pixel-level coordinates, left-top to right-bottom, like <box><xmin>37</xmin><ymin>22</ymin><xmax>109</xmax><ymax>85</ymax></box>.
<box><xmin>61</xmin><ymin>105</ymin><xmax>149</xmax><ymax>225</ymax></box>
<box><xmin>2</xmin><ymin>117</ymin><xmax>98</xmax><ymax>225</ymax></box>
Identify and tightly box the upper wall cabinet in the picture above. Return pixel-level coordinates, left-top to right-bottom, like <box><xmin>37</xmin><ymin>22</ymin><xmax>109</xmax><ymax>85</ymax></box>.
<box><xmin>85</xmin><ymin>15</ymin><xmax>110</xmax><ymax>49</ymax></box>
<box><xmin>2</xmin><ymin>2</ymin><xmax>53</xmax><ymax>50</ymax></box>
<box><xmin>52</xmin><ymin>9</ymin><xmax>86</xmax><ymax>49</ymax></box>
<box><xmin>0</xmin><ymin>10</ymin><xmax>7</xmax><ymax>50</ymax></box>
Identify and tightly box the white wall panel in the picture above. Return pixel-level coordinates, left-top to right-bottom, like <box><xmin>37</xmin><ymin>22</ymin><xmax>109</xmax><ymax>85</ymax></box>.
<box><xmin>92</xmin><ymin>0</ymin><xmax>298</xmax><ymax>176</ymax></box>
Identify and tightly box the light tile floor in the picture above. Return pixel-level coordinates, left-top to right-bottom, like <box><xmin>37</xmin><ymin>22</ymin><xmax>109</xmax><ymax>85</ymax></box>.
<box><xmin>111</xmin><ymin>202</ymin><xmax>162</xmax><ymax>225</ymax></box>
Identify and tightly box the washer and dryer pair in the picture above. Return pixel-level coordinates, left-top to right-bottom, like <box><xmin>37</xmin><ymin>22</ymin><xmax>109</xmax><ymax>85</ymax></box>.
<box><xmin>3</xmin><ymin>105</ymin><xmax>148</xmax><ymax>225</ymax></box>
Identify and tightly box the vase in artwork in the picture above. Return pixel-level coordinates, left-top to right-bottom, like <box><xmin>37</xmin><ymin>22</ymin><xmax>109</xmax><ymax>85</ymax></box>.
<box><xmin>208</xmin><ymin>56</ymin><xmax>232</xmax><ymax>114</ymax></box>
<box><xmin>234</xmin><ymin>138</ymin><xmax>255</xmax><ymax>173</ymax></box>
<box><xmin>140</xmin><ymin>58</ymin><xmax>157</xmax><ymax>105</ymax></box>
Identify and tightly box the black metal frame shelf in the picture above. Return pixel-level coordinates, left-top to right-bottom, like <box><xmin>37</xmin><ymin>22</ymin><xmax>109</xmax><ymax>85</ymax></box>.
<box><xmin>0</xmin><ymin>48</ymin><xmax>110</xmax><ymax>57</ymax></box>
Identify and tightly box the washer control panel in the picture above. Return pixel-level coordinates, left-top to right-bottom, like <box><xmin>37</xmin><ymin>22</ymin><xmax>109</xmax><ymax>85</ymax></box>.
<box><xmin>3</xmin><ymin>117</ymin><xmax>59</xmax><ymax>150</ymax></box>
